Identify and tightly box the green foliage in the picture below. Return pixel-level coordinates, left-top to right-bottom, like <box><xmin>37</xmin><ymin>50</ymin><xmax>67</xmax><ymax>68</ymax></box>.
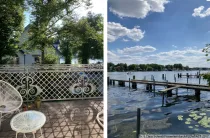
<box><xmin>43</xmin><ymin>48</ymin><xmax>58</xmax><ymax>64</ymax></box>
<box><xmin>26</xmin><ymin>0</ymin><xmax>91</xmax><ymax>63</ymax></box>
<box><xmin>59</xmin><ymin>13</ymin><xmax>103</xmax><ymax>64</ymax></box>
<box><xmin>202</xmin><ymin>73</ymin><xmax>210</xmax><ymax>86</ymax></box>
<box><xmin>108</xmin><ymin>62</ymin><xmax>191</xmax><ymax>72</ymax></box>
<box><xmin>44</xmin><ymin>54</ymin><xmax>58</xmax><ymax>64</ymax></box>
<box><xmin>0</xmin><ymin>0</ymin><xmax>25</xmax><ymax>63</ymax></box>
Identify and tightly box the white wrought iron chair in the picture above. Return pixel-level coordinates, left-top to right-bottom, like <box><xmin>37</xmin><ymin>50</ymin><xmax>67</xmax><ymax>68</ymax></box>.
<box><xmin>0</xmin><ymin>80</ymin><xmax>23</xmax><ymax>129</ymax></box>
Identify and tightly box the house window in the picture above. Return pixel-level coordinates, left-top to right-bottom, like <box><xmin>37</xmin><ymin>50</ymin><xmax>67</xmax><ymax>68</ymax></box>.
<box><xmin>34</xmin><ymin>56</ymin><xmax>40</xmax><ymax>63</ymax></box>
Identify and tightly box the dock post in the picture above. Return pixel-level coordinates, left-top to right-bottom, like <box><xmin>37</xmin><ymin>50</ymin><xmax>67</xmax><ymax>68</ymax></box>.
<box><xmin>174</xmin><ymin>74</ymin><xmax>176</xmax><ymax>82</ymax></box>
<box><xmin>187</xmin><ymin>77</ymin><xmax>189</xmax><ymax>84</ymax></box>
<box><xmin>199</xmin><ymin>69</ymin><xmax>201</xmax><ymax>84</ymax></box>
<box><xmin>176</xmin><ymin>88</ymin><xmax>178</xmax><ymax>96</ymax></box>
<box><xmin>119</xmin><ymin>81</ymin><xmax>125</xmax><ymax>87</ymax></box>
<box><xmin>132</xmin><ymin>75</ymin><xmax>137</xmax><ymax>89</ymax></box>
<box><xmin>153</xmin><ymin>79</ymin><xmax>156</xmax><ymax>97</ymax></box>
<box><xmin>110</xmin><ymin>79</ymin><xmax>112</xmax><ymax>85</ymax></box>
<box><xmin>162</xmin><ymin>93</ymin><xmax>165</xmax><ymax>106</ymax></box>
<box><xmin>195</xmin><ymin>89</ymin><xmax>200</xmax><ymax>102</ymax></box>
<box><xmin>167</xmin><ymin>86</ymin><xmax>173</xmax><ymax>97</ymax></box>
<box><xmin>180</xmin><ymin>73</ymin><xmax>182</xmax><ymax>78</ymax></box>
<box><xmin>187</xmin><ymin>73</ymin><xmax>189</xmax><ymax>78</ymax></box>
<box><xmin>146</xmin><ymin>84</ymin><xmax>149</xmax><ymax>91</ymax></box>
<box><xmin>199</xmin><ymin>75</ymin><xmax>201</xmax><ymax>84</ymax></box>
<box><xmin>108</xmin><ymin>77</ymin><xmax>110</xmax><ymax>86</ymax></box>
<box><xmin>178</xmin><ymin>73</ymin><xmax>179</xmax><ymax>78</ymax></box>
<box><xmin>136</xmin><ymin>108</ymin><xmax>141</xmax><ymax>138</ymax></box>
<box><xmin>129</xmin><ymin>78</ymin><xmax>130</xmax><ymax>90</ymax></box>
<box><xmin>165</xmin><ymin>74</ymin><xmax>166</xmax><ymax>80</ymax></box>
<box><xmin>113</xmin><ymin>80</ymin><xmax>115</xmax><ymax>86</ymax></box>
<box><xmin>162</xmin><ymin>74</ymin><xmax>164</xmax><ymax>80</ymax></box>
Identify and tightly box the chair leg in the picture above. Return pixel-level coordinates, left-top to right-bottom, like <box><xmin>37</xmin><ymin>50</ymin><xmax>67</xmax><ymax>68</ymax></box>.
<box><xmin>0</xmin><ymin>112</ymin><xmax>2</xmax><ymax>130</ymax></box>
<box><xmin>40</xmin><ymin>128</ymin><xmax>44</xmax><ymax>138</ymax></box>
<box><xmin>32</xmin><ymin>132</ymin><xmax>36</xmax><ymax>138</ymax></box>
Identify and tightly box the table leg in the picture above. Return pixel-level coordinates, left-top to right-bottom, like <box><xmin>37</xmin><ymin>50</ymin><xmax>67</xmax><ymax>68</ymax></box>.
<box><xmin>16</xmin><ymin>132</ymin><xmax>18</xmax><ymax>138</ymax></box>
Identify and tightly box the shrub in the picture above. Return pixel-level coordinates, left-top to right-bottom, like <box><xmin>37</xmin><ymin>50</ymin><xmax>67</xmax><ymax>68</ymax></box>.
<box><xmin>202</xmin><ymin>73</ymin><xmax>210</xmax><ymax>86</ymax></box>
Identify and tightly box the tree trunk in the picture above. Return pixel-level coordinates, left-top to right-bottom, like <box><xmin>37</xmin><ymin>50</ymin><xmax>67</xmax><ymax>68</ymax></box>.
<box><xmin>65</xmin><ymin>44</ymin><xmax>71</xmax><ymax>64</ymax></box>
<box><xmin>82</xmin><ymin>58</ymin><xmax>89</xmax><ymax>64</ymax></box>
<box><xmin>65</xmin><ymin>56</ymin><xmax>71</xmax><ymax>64</ymax></box>
<box><xmin>41</xmin><ymin>49</ymin><xmax>45</xmax><ymax>64</ymax></box>
<box><xmin>0</xmin><ymin>56</ymin><xmax>2</xmax><ymax>64</ymax></box>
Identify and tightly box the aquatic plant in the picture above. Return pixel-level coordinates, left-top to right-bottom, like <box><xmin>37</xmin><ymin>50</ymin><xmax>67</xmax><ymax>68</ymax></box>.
<box><xmin>177</xmin><ymin>110</ymin><xmax>210</xmax><ymax>133</ymax></box>
<box><xmin>198</xmin><ymin>116</ymin><xmax>210</xmax><ymax>128</ymax></box>
<box><xmin>185</xmin><ymin>121</ymin><xmax>191</xmax><ymax>124</ymax></box>
<box><xmin>200</xmin><ymin>113</ymin><xmax>206</xmax><ymax>116</ymax></box>
<box><xmin>188</xmin><ymin>126</ymin><xmax>193</xmax><ymax>129</ymax></box>
<box><xmin>177</xmin><ymin>115</ymin><xmax>183</xmax><ymax>120</ymax></box>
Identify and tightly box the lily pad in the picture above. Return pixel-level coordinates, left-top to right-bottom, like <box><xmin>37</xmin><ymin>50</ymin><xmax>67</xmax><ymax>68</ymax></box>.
<box><xmin>188</xmin><ymin>126</ymin><xmax>193</xmax><ymax>129</ymax></box>
<box><xmin>200</xmin><ymin>113</ymin><xmax>206</xmax><ymax>116</ymax></box>
<box><xmin>185</xmin><ymin>121</ymin><xmax>191</xmax><ymax>124</ymax></box>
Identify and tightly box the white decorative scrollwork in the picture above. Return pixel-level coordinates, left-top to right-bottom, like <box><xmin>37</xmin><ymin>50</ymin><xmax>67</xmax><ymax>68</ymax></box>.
<box><xmin>70</xmin><ymin>72</ymin><xmax>96</xmax><ymax>95</ymax></box>
<box><xmin>16</xmin><ymin>76</ymin><xmax>42</xmax><ymax>98</ymax></box>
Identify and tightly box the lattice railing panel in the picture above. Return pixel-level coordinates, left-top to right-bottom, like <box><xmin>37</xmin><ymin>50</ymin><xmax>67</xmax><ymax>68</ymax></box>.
<box><xmin>0</xmin><ymin>64</ymin><xmax>103</xmax><ymax>102</ymax></box>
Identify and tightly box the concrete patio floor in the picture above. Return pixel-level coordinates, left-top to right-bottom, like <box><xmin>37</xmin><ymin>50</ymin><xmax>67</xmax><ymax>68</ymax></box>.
<box><xmin>0</xmin><ymin>99</ymin><xmax>103</xmax><ymax>138</ymax></box>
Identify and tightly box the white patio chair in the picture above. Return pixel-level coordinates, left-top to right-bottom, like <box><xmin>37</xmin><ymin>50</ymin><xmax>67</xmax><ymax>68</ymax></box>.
<box><xmin>0</xmin><ymin>80</ymin><xmax>23</xmax><ymax>129</ymax></box>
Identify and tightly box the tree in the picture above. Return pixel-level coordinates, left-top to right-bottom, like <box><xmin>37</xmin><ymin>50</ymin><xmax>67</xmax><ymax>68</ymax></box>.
<box><xmin>60</xmin><ymin>13</ymin><xmax>103</xmax><ymax>64</ymax></box>
<box><xmin>0</xmin><ymin>0</ymin><xmax>25</xmax><ymax>64</ymax></box>
<box><xmin>128</xmin><ymin>64</ymin><xmax>137</xmax><ymax>71</ymax></box>
<box><xmin>108</xmin><ymin>62</ymin><xmax>115</xmax><ymax>72</ymax></box>
<box><xmin>26</xmin><ymin>0</ymin><xmax>91</xmax><ymax>63</ymax></box>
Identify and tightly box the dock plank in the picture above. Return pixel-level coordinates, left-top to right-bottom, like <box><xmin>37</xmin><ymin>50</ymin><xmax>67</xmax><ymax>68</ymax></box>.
<box><xmin>159</xmin><ymin>85</ymin><xmax>181</xmax><ymax>93</ymax></box>
<box><xmin>110</xmin><ymin>79</ymin><xmax>210</xmax><ymax>91</ymax></box>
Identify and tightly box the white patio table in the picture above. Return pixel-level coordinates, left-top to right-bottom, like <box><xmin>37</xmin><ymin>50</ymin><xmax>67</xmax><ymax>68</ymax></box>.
<box><xmin>10</xmin><ymin>110</ymin><xmax>46</xmax><ymax>138</ymax></box>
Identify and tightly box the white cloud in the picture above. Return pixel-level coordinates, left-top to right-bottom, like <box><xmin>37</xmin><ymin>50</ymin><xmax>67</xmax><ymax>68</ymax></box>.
<box><xmin>122</xmin><ymin>38</ymin><xmax>129</xmax><ymax>42</ymax></box>
<box><xmin>109</xmin><ymin>0</ymin><xmax>169</xmax><ymax>18</ymax></box>
<box><xmin>71</xmin><ymin>0</ymin><xmax>104</xmax><ymax>19</ymax></box>
<box><xmin>117</xmin><ymin>45</ymin><xmax>156</xmax><ymax>54</ymax></box>
<box><xmin>108</xmin><ymin>22</ymin><xmax>145</xmax><ymax>42</ymax></box>
<box><xmin>192</xmin><ymin>6</ymin><xmax>210</xmax><ymax>18</ymax></box>
<box><xmin>108</xmin><ymin>47</ymin><xmax>209</xmax><ymax>67</ymax></box>
<box><xmin>172</xmin><ymin>45</ymin><xmax>177</xmax><ymax>48</ymax></box>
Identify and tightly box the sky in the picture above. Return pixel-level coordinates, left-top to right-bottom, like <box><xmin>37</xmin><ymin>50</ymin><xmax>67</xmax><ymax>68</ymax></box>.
<box><xmin>108</xmin><ymin>0</ymin><xmax>210</xmax><ymax>67</ymax></box>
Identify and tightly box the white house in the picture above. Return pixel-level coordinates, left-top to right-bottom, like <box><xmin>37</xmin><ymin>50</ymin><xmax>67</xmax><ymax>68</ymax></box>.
<box><xmin>17</xmin><ymin>25</ymin><xmax>63</xmax><ymax>65</ymax></box>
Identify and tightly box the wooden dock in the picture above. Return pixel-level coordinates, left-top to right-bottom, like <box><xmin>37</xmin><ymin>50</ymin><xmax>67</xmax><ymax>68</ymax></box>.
<box><xmin>109</xmin><ymin>79</ymin><xmax>209</xmax><ymax>90</ymax></box>
<box><xmin>108</xmin><ymin>77</ymin><xmax>209</xmax><ymax>106</ymax></box>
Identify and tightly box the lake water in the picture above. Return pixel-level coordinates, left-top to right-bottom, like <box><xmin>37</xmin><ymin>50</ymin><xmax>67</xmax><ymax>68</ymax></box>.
<box><xmin>108</xmin><ymin>71</ymin><xmax>210</xmax><ymax>138</ymax></box>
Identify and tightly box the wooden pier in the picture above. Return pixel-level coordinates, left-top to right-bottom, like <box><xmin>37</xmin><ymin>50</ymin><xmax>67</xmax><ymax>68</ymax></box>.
<box><xmin>109</xmin><ymin>78</ymin><xmax>210</xmax><ymax>106</ymax></box>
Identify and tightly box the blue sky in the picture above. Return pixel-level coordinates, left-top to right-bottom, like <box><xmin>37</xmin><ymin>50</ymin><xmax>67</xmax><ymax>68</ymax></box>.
<box><xmin>108</xmin><ymin>0</ymin><xmax>210</xmax><ymax>67</ymax></box>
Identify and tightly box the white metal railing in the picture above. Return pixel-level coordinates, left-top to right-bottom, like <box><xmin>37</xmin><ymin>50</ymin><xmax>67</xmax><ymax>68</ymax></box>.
<box><xmin>0</xmin><ymin>64</ymin><xmax>103</xmax><ymax>102</ymax></box>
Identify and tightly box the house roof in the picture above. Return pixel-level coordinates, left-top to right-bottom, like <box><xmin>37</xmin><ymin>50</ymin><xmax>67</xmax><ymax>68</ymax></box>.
<box><xmin>19</xmin><ymin>25</ymin><xmax>62</xmax><ymax>56</ymax></box>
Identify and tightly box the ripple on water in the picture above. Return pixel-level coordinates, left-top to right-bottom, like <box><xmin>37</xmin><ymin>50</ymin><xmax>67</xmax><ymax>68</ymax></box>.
<box><xmin>108</xmin><ymin>85</ymin><xmax>210</xmax><ymax>137</ymax></box>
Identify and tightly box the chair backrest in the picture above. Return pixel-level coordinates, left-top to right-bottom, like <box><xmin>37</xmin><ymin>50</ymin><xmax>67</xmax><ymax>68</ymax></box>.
<box><xmin>0</xmin><ymin>80</ymin><xmax>23</xmax><ymax>113</ymax></box>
